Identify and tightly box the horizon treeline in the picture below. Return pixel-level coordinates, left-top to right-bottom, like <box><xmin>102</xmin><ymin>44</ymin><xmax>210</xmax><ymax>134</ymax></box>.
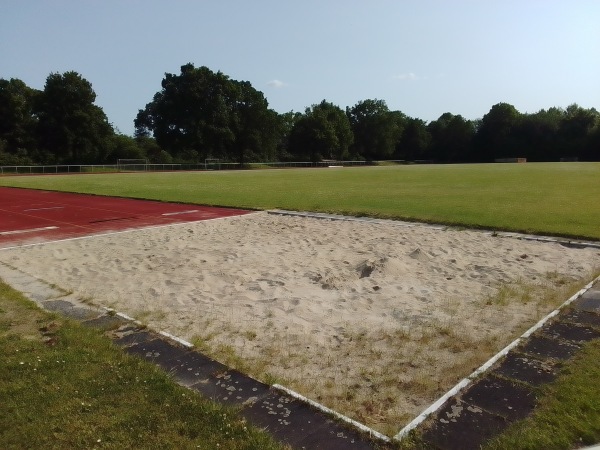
<box><xmin>1</xmin><ymin>64</ymin><xmax>599</xmax><ymax>166</ymax></box>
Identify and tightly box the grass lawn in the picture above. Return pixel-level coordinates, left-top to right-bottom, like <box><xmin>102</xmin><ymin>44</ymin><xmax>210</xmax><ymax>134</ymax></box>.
<box><xmin>1</xmin><ymin>162</ymin><xmax>599</xmax><ymax>240</ymax></box>
<box><xmin>0</xmin><ymin>280</ymin><xmax>284</xmax><ymax>450</ymax></box>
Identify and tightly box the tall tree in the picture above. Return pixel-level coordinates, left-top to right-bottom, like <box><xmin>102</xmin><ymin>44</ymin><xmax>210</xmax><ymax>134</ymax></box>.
<box><xmin>135</xmin><ymin>63</ymin><xmax>279</xmax><ymax>164</ymax></box>
<box><xmin>0</xmin><ymin>78</ymin><xmax>39</xmax><ymax>158</ymax></box>
<box><xmin>288</xmin><ymin>100</ymin><xmax>353</xmax><ymax>162</ymax></box>
<box><xmin>475</xmin><ymin>102</ymin><xmax>521</xmax><ymax>161</ymax></box>
<box><xmin>514</xmin><ymin>107</ymin><xmax>562</xmax><ymax>161</ymax></box>
<box><xmin>228</xmin><ymin>80</ymin><xmax>281</xmax><ymax>165</ymax></box>
<box><xmin>35</xmin><ymin>71</ymin><xmax>113</xmax><ymax>163</ymax></box>
<box><xmin>558</xmin><ymin>104</ymin><xmax>599</xmax><ymax>161</ymax></box>
<box><xmin>346</xmin><ymin>99</ymin><xmax>403</xmax><ymax>160</ymax></box>
<box><xmin>428</xmin><ymin>113</ymin><xmax>475</xmax><ymax>162</ymax></box>
<box><xmin>395</xmin><ymin>118</ymin><xmax>431</xmax><ymax>161</ymax></box>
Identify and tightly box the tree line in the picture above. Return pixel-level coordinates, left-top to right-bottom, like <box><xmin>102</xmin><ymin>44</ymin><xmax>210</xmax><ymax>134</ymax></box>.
<box><xmin>2</xmin><ymin>64</ymin><xmax>599</xmax><ymax>166</ymax></box>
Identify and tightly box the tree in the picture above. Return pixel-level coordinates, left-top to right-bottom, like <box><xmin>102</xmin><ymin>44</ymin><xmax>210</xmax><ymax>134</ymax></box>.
<box><xmin>514</xmin><ymin>108</ymin><xmax>562</xmax><ymax>161</ymax></box>
<box><xmin>106</xmin><ymin>134</ymin><xmax>145</xmax><ymax>163</ymax></box>
<box><xmin>35</xmin><ymin>71</ymin><xmax>114</xmax><ymax>163</ymax></box>
<box><xmin>427</xmin><ymin>113</ymin><xmax>475</xmax><ymax>162</ymax></box>
<box><xmin>475</xmin><ymin>102</ymin><xmax>521</xmax><ymax>161</ymax></box>
<box><xmin>346</xmin><ymin>99</ymin><xmax>403</xmax><ymax>160</ymax></box>
<box><xmin>228</xmin><ymin>80</ymin><xmax>281</xmax><ymax>165</ymax></box>
<box><xmin>395</xmin><ymin>118</ymin><xmax>431</xmax><ymax>161</ymax></box>
<box><xmin>276</xmin><ymin>111</ymin><xmax>303</xmax><ymax>161</ymax></box>
<box><xmin>288</xmin><ymin>100</ymin><xmax>353</xmax><ymax>162</ymax></box>
<box><xmin>558</xmin><ymin>104</ymin><xmax>599</xmax><ymax>160</ymax></box>
<box><xmin>0</xmin><ymin>78</ymin><xmax>39</xmax><ymax>158</ymax></box>
<box><xmin>135</xmin><ymin>63</ymin><xmax>280</xmax><ymax>164</ymax></box>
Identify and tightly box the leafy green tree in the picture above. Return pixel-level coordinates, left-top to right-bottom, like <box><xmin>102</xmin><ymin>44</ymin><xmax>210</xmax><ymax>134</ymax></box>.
<box><xmin>35</xmin><ymin>71</ymin><xmax>114</xmax><ymax>163</ymax></box>
<box><xmin>0</xmin><ymin>78</ymin><xmax>39</xmax><ymax>158</ymax></box>
<box><xmin>288</xmin><ymin>100</ymin><xmax>353</xmax><ymax>162</ymax></box>
<box><xmin>427</xmin><ymin>113</ymin><xmax>475</xmax><ymax>162</ymax></box>
<box><xmin>135</xmin><ymin>136</ymin><xmax>172</xmax><ymax>163</ymax></box>
<box><xmin>475</xmin><ymin>102</ymin><xmax>521</xmax><ymax>161</ymax></box>
<box><xmin>227</xmin><ymin>80</ymin><xmax>281</xmax><ymax>165</ymax></box>
<box><xmin>346</xmin><ymin>99</ymin><xmax>403</xmax><ymax>160</ymax></box>
<box><xmin>395</xmin><ymin>117</ymin><xmax>431</xmax><ymax>161</ymax></box>
<box><xmin>276</xmin><ymin>111</ymin><xmax>303</xmax><ymax>161</ymax></box>
<box><xmin>135</xmin><ymin>63</ymin><xmax>280</xmax><ymax>165</ymax></box>
<box><xmin>558</xmin><ymin>104</ymin><xmax>599</xmax><ymax>161</ymax></box>
<box><xmin>514</xmin><ymin>107</ymin><xmax>562</xmax><ymax>161</ymax></box>
<box><xmin>106</xmin><ymin>134</ymin><xmax>145</xmax><ymax>163</ymax></box>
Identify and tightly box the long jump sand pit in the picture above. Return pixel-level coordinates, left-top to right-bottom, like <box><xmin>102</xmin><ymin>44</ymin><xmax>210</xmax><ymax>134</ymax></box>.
<box><xmin>2</xmin><ymin>212</ymin><xmax>599</xmax><ymax>435</ymax></box>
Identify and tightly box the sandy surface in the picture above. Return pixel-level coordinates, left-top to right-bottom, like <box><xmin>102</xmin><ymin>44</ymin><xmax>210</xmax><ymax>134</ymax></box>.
<box><xmin>1</xmin><ymin>211</ymin><xmax>599</xmax><ymax>434</ymax></box>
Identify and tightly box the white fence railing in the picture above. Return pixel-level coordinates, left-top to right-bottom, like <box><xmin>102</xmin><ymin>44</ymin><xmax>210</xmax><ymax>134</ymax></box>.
<box><xmin>0</xmin><ymin>160</ymin><xmax>409</xmax><ymax>175</ymax></box>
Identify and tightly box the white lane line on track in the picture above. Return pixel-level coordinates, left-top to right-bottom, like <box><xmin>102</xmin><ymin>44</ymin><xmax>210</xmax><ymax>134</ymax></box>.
<box><xmin>161</xmin><ymin>210</ymin><xmax>200</xmax><ymax>216</ymax></box>
<box><xmin>23</xmin><ymin>206</ymin><xmax>65</xmax><ymax>212</ymax></box>
<box><xmin>0</xmin><ymin>212</ymin><xmax>259</xmax><ymax>251</ymax></box>
<box><xmin>0</xmin><ymin>226</ymin><xmax>59</xmax><ymax>236</ymax></box>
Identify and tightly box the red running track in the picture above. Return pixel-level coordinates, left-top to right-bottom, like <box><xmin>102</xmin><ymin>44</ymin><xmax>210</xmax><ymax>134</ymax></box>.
<box><xmin>0</xmin><ymin>187</ymin><xmax>251</xmax><ymax>248</ymax></box>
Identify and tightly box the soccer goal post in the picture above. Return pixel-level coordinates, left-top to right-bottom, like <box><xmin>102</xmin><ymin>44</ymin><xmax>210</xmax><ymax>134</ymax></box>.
<box><xmin>204</xmin><ymin>158</ymin><xmax>221</xmax><ymax>170</ymax></box>
<box><xmin>117</xmin><ymin>159</ymin><xmax>148</xmax><ymax>172</ymax></box>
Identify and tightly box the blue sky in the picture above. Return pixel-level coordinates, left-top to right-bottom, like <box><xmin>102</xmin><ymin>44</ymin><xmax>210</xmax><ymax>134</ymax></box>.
<box><xmin>2</xmin><ymin>1</ymin><xmax>599</xmax><ymax>135</ymax></box>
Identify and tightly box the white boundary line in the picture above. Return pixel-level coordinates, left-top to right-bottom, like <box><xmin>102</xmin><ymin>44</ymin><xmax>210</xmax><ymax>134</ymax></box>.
<box><xmin>393</xmin><ymin>274</ymin><xmax>600</xmax><ymax>441</ymax></box>
<box><xmin>161</xmin><ymin>210</ymin><xmax>199</xmax><ymax>216</ymax></box>
<box><xmin>23</xmin><ymin>206</ymin><xmax>65</xmax><ymax>212</ymax></box>
<box><xmin>0</xmin><ymin>212</ymin><xmax>259</xmax><ymax>251</ymax></box>
<box><xmin>0</xmin><ymin>226</ymin><xmax>59</xmax><ymax>236</ymax></box>
<box><xmin>159</xmin><ymin>330</ymin><xmax>194</xmax><ymax>348</ymax></box>
<box><xmin>273</xmin><ymin>384</ymin><xmax>391</xmax><ymax>443</ymax></box>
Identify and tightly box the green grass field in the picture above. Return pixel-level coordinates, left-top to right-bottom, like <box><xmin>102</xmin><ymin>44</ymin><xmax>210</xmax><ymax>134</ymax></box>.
<box><xmin>2</xmin><ymin>162</ymin><xmax>599</xmax><ymax>240</ymax></box>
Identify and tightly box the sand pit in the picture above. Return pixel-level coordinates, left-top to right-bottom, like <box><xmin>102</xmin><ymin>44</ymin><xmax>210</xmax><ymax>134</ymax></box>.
<box><xmin>1</xmin><ymin>211</ymin><xmax>599</xmax><ymax>434</ymax></box>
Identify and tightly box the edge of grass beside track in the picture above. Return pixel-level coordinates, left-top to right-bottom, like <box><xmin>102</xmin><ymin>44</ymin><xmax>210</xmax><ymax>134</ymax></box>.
<box><xmin>0</xmin><ymin>279</ymin><xmax>285</xmax><ymax>450</ymax></box>
<box><xmin>1</xmin><ymin>163</ymin><xmax>599</xmax><ymax>241</ymax></box>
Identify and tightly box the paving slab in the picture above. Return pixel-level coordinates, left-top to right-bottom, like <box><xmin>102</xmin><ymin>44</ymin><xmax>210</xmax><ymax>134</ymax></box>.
<box><xmin>460</xmin><ymin>376</ymin><xmax>536</xmax><ymax>421</ymax></box>
<box><xmin>112</xmin><ymin>329</ymin><xmax>156</xmax><ymax>347</ymax></box>
<box><xmin>540</xmin><ymin>321</ymin><xmax>600</xmax><ymax>343</ymax></box>
<box><xmin>189</xmin><ymin>368</ymin><xmax>273</xmax><ymax>407</ymax></box>
<box><xmin>42</xmin><ymin>299</ymin><xmax>100</xmax><ymax>320</ymax></box>
<box><xmin>573</xmin><ymin>295</ymin><xmax>600</xmax><ymax>314</ymax></box>
<box><xmin>121</xmin><ymin>336</ymin><xmax>190</xmax><ymax>367</ymax></box>
<box><xmin>421</xmin><ymin>398</ymin><xmax>507</xmax><ymax>450</ymax></box>
<box><xmin>82</xmin><ymin>314</ymin><xmax>128</xmax><ymax>330</ymax></box>
<box><xmin>491</xmin><ymin>352</ymin><xmax>560</xmax><ymax>386</ymax></box>
<box><xmin>520</xmin><ymin>335</ymin><xmax>580</xmax><ymax>360</ymax></box>
<box><xmin>164</xmin><ymin>351</ymin><xmax>229</xmax><ymax>387</ymax></box>
<box><xmin>561</xmin><ymin>309</ymin><xmax>600</xmax><ymax>328</ymax></box>
<box><xmin>241</xmin><ymin>390</ymin><xmax>383</xmax><ymax>450</ymax></box>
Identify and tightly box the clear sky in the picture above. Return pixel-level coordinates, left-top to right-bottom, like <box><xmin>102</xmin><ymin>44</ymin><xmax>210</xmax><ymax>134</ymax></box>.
<box><xmin>2</xmin><ymin>1</ymin><xmax>599</xmax><ymax>135</ymax></box>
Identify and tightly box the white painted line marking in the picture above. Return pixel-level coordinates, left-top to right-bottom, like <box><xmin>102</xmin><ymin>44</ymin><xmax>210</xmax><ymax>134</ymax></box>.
<box><xmin>393</xmin><ymin>274</ymin><xmax>600</xmax><ymax>442</ymax></box>
<box><xmin>0</xmin><ymin>226</ymin><xmax>59</xmax><ymax>236</ymax></box>
<box><xmin>0</xmin><ymin>212</ymin><xmax>259</xmax><ymax>251</ymax></box>
<box><xmin>23</xmin><ymin>206</ymin><xmax>65</xmax><ymax>212</ymax></box>
<box><xmin>161</xmin><ymin>210</ymin><xmax>199</xmax><ymax>216</ymax></box>
<box><xmin>159</xmin><ymin>331</ymin><xmax>194</xmax><ymax>348</ymax></box>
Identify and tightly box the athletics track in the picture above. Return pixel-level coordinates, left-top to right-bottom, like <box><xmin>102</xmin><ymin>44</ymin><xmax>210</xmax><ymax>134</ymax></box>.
<box><xmin>0</xmin><ymin>187</ymin><xmax>251</xmax><ymax>248</ymax></box>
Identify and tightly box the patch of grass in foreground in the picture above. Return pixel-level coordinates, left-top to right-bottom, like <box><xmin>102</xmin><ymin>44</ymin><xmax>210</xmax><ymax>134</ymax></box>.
<box><xmin>0</xmin><ymin>280</ymin><xmax>285</xmax><ymax>450</ymax></box>
<box><xmin>1</xmin><ymin>163</ymin><xmax>599</xmax><ymax>239</ymax></box>
<box><xmin>484</xmin><ymin>336</ymin><xmax>600</xmax><ymax>450</ymax></box>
